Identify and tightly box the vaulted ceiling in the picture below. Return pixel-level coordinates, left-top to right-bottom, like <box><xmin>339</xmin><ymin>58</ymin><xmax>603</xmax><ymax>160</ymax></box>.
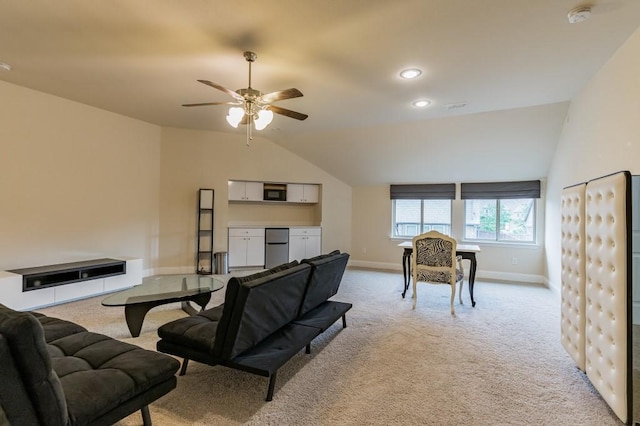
<box><xmin>1</xmin><ymin>1</ymin><xmax>638</xmax><ymax>185</ymax></box>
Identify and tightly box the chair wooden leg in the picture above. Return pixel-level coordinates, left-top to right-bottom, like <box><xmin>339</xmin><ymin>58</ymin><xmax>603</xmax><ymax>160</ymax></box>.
<box><xmin>450</xmin><ymin>283</ymin><xmax>455</xmax><ymax>315</ymax></box>
<box><xmin>412</xmin><ymin>279</ymin><xmax>417</xmax><ymax>310</ymax></box>
<box><xmin>459</xmin><ymin>280</ymin><xmax>464</xmax><ymax>304</ymax></box>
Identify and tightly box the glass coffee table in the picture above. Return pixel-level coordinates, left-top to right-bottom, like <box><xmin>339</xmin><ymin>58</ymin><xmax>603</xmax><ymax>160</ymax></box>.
<box><xmin>102</xmin><ymin>274</ymin><xmax>224</xmax><ymax>337</ymax></box>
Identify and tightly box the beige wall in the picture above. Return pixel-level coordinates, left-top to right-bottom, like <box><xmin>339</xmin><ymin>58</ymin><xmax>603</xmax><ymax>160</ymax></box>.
<box><xmin>0</xmin><ymin>80</ymin><xmax>161</xmax><ymax>271</ymax></box>
<box><xmin>545</xmin><ymin>27</ymin><xmax>640</xmax><ymax>291</ymax></box>
<box><xmin>0</xmin><ymin>80</ymin><xmax>351</xmax><ymax>276</ymax></box>
<box><xmin>350</xmin><ymin>184</ymin><xmax>545</xmax><ymax>283</ymax></box>
<box><xmin>158</xmin><ymin>127</ymin><xmax>352</xmax><ymax>273</ymax></box>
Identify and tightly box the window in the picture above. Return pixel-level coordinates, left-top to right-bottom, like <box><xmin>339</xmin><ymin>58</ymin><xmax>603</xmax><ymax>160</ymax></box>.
<box><xmin>460</xmin><ymin>180</ymin><xmax>540</xmax><ymax>243</ymax></box>
<box><xmin>393</xmin><ymin>199</ymin><xmax>452</xmax><ymax>238</ymax></box>
<box><xmin>390</xmin><ymin>184</ymin><xmax>455</xmax><ymax>238</ymax></box>
<box><xmin>463</xmin><ymin>198</ymin><xmax>536</xmax><ymax>242</ymax></box>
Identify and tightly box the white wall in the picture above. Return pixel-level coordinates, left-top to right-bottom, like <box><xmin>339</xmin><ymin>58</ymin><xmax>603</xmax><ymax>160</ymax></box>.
<box><xmin>0</xmin><ymin>80</ymin><xmax>161</xmax><ymax>271</ymax></box>
<box><xmin>545</xmin><ymin>27</ymin><xmax>640</xmax><ymax>291</ymax></box>
<box><xmin>0</xmin><ymin>79</ymin><xmax>351</xmax><ymax>276</ymax></box>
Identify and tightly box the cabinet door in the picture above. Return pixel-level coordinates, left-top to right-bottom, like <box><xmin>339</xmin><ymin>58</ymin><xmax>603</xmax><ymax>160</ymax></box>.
<box><xmin>302</xmin><ymin>185</ymin><xmax>319</xmax><ymax>203</ymax></box>
<box><xmin>305</xmin><ymin>235</ymin><xmax>322</xmax><ymax>258</ymax></box>
<box><xmin>287</xmin><ymin>184</ymin><xmax>305</xmax><ymax>202</ymax></box>
<box><xmin>228</xmin><ymin>236</ymin><xmax>247</xmax><ymax>267</ymax></box>
<box><xmin>245</xmin><ymin>182</ymin><xmax>264</xmax><ymax>201</ymax></box>
<box><xmin>246</xmin><ymin>236</ymin><xmax>265</xmax><ymax>266</ymax></box>
<box><xmin>288</xmin><ymin>235</ymin><xmax>307</xmax><ymax>262</ymax></box>
<box><xmin>228</xmin><ymin>181</ymin><xmax>248</xmax><ymax>201</ymax></box>
<box><xmin>287</xmin><ymin>184</ymin><xmax>319</xmax><ymax>203</ymax></box>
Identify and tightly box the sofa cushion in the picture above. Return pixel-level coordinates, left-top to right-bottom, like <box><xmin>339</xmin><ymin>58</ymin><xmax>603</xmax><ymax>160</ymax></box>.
<box><xmin>223</xmin><ymin>263</ymin><xmax>312</xmax><ymax>359</ymax></box>
<box><xmin>31</xmin><ymin>312</ymin><xmax>88</xmax><ymax>343</ymax></box>
<box><xmin>0</xmin><ymin>334</ymin><xmax>41</xmax><ymax>425</ymax></box>
<box><xmin>301</xmin><ymin>249</ymin><xmax>340</xmax><ymax>263</ymax></box>
<box><xmin>47</xmin><ymin>331</ymin><xmax>180</xmax><ymax>425</ymax></box>
<box><xmin>299</xmin><ymin>252</ymin><xmax>350</xmax><ymax>316</ymax></box>
<box><xmin>158</xmin><ymin>303</ymin><xmax>224</xmax><ymax>355</ymax></box>
<box><xmin>0</xmin><ymin>304</ymin><xmax>68</xmax><ymax>426</ymax></box>
<box><xmin>234</xmin><ymin>260</ymin><xmax>300</xmax><ymax>285</ymax></box>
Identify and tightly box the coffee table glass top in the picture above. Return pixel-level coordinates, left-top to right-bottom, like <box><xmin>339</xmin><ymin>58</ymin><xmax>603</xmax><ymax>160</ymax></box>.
<box><xmin>102</xmin><ymin>274</ymin><xmax>224</xmax><ymax>306</ymax></box>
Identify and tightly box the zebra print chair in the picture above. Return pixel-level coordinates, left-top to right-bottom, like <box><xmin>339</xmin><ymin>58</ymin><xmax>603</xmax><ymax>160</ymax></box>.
<box><xmin>411</xmin><ymin>230</ymin><xmax>464</xmax><ymax>314</ymax></box>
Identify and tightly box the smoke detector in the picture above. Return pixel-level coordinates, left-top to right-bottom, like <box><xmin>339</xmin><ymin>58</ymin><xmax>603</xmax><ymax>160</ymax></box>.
<box><xmin>568</xmin><ymin>6</ymin><xmax>592</xmax><ymax>24</ymax></box>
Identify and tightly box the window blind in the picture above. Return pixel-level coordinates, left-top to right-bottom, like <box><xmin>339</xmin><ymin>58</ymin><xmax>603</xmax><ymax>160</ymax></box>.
<box><xmin>389</xmin><ymin>183</ymin><xmax>456</xmax><ymax>200</ymax></box>
<box><xmin>460</xmin><ymin>180</ymin><xmax>541</xmax><ymax>199</ymax></box>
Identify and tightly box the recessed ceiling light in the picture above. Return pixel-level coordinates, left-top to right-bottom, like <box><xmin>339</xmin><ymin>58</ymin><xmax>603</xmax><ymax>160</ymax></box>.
<box><xmin>412</xmin><ymin>99</ymin><xmax>431</xmax><ymax>108</ymax></box>
<box><xmin>400</xmin><ymin>68</ymin><xmax>422</xmax><ymax>79</ymax></box>
<box><xmin>0</xmin><ymin>61</ymin><xmax>11</xmax><ymax>72</ymax></box>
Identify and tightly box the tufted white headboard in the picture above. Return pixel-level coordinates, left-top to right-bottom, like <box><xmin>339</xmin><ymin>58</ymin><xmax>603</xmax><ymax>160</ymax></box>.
<box><xmin>584</xmin><ymin>171</ymin><xmax>631</xmax><ymax>423</ymax></box>
<box><xmin>561</xmin><ymin>183</ymin><xmax>586</xmax><ymax>371</ymax></box>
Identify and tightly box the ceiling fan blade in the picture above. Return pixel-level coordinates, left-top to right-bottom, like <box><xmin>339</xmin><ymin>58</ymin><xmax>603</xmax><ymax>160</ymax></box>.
<box><xmin>182</xmin><ymin>101</ymin><xmax>240</xmax><ymax>107</ymax></box>
<box><xmin>267</xmin><ymin>105</ymin><xmax>308</xmax><ymax>121</ymax></box>
<box><xmin>197</xmin><ymin>80</ymin><xmax>244</xmax><ymax>101</ymax></box>
<box><xmin>260</xmin><ymin>88</ymin><xmax>304</xmax><ymax>104</ymax></box>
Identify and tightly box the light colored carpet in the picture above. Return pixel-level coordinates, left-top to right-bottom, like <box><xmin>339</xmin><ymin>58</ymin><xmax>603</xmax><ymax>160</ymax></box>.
<box><xmin>38</xmin><ymin>268</ymin><xmax>623</xmax><ymax>426</ymax></box>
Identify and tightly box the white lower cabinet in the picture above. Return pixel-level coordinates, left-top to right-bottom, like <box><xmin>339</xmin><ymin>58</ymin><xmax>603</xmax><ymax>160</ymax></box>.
<box><xmin>288</xmin><ymin>228</ymin><xmax>322</xmax><ymax>261</ymax></box>
<box><xmin>228</xmin><ymin>228</ymin><xmax>265</xmax><ymax>268</ymax></box>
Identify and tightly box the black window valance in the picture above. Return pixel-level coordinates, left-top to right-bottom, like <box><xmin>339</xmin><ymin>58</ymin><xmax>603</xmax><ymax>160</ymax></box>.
<box><xmin>460</xmin><ymin>180</ymin><xmax>541</xmax><ymax>199</ymax></box>
<box><xmin>390</xmin><ymin>183</ymin><xmax>456</xmax><ymax>200</ymax></box>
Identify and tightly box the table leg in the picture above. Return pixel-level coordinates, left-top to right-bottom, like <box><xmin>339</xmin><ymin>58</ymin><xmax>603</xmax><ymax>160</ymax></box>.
<box><xmin>181</xmin><ymin>293</ymin><xmax>212</xmax><ymax>315</ymax></box>
<box><xmin>124</xmin><ymin>303</ymin><xmax>157</xmax><ymax>338</ymax></box>
<box><xmin>468</xmin><ymin>254</ymin><xmax>477</xmax><ymax>307</ymax></box>
<box><xmin>402</xmin><ymin>248</ymin><xmax>412</xmax><ymax>298</ymax></box>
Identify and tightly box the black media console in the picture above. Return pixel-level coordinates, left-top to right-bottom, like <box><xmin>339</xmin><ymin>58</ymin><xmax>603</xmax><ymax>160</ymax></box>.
<box><xmin>9</xmin><ymin>258</ymin><xmax>126</xmax><ymax>292</ymax></box>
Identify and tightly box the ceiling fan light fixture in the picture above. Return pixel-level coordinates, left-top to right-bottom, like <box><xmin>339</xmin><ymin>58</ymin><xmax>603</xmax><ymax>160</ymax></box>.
<box><xmin>400</xmin><ymin>68</ymin><xmax>422</xmax><ymax>79</ymax></box>
<box><xmin>254</xmin><ymin>109</ymin><xmax>274</xmax><ymax>130</ymax></box>
<box><xmin>226</xmin><ymin>106</ymin><xmax>244</xmax><ymax>128</ymax></box>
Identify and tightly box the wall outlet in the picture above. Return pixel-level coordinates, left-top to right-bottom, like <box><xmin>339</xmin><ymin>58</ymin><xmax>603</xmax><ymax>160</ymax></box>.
<box><xmin>362</xmin><ymin>247</ymin><xmax>367</xmax><ymax>254</ymax></box>
<box><xmin>511</xmin><ymin>257</ymin><xmax>518</xmax><ymax>265</ymax></box>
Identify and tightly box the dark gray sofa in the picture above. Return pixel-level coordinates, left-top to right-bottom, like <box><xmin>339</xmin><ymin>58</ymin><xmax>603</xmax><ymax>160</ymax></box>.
<box><xmin>0</xmin><ymin>303</ymin><xmax>180</xmax><ymax>426</ymax></box>
<box><xmin>156</xmin><ymin>251</ymin><xmax>351</xmax><ymax>401</ymax></box>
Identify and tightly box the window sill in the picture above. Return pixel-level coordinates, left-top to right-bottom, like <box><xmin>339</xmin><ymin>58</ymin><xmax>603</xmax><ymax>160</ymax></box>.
<box><xmin>460</xmin><ymin>240</ymin><xmax>541</xmax><ymax>249</ymax></box>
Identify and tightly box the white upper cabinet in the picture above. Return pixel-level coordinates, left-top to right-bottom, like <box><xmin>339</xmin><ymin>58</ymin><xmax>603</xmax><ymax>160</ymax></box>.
<box><xmin>228</xmin><ymin>181</ymin><xmax>264</xmax><ymax>201</ymax></box>
<box><xmin>287</xmin><ymin>184</ymin><xmax>319</xmax><ymax>203</ymax></box>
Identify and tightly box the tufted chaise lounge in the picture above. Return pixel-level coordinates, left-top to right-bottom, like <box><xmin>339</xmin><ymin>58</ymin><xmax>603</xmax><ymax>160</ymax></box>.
<box><xmin>0</xmin><ymin>303</ymin><xmax>180</xmax><ymax>425</ymax></box>
<box><xmin>157</xmin><ymin>251</ymin><xmax>352</xmax><ymax>401</ymax></box>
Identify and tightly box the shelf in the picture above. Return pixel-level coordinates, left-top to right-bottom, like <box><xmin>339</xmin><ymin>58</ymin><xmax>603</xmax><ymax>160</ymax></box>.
<box><xmin>197</xmin><ymin>189</ymin><xmax>214</xmax><ymax>275</ymax></box>
<box><xmin>9</xmin><ymin>258</ymin><xmax>126</xmax><ymax>292</ymax></box>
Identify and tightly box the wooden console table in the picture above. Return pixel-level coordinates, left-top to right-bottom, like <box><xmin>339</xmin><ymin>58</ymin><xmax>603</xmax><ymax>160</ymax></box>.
<box><xmin>398</xmin><ymin>241</ymin><xmax>481</xmax><ymax>307</ymax></box>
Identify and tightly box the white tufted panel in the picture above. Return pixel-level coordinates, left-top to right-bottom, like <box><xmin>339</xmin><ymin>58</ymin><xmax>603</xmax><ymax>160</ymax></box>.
<box><xmin>561</xmin><ymin>183</ymin><xmax>586</xmax><ymax>371</ymax></box>
<box><xmin>585</xmin><ymin>172</ymin><xmax>629</xmax><ymax>423</ymax></box>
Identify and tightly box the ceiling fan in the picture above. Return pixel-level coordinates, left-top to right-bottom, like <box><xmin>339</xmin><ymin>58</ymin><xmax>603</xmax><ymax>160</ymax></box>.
<box><xmin>183</xmin><ymin>51</ymin><xmax>308</xmax><ymax>144</ymax></box>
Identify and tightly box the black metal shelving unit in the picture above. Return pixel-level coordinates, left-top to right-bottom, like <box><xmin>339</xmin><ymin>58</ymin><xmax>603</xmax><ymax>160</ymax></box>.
<box><xmin>197</xmin><ymin>189</ymin><xmax>214</xmax><ymax>274</ymax></box>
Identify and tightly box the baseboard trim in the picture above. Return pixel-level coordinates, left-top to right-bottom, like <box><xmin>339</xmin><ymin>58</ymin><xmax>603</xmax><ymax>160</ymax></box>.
<box><xmin>150</xmin><ymin>262</ymin><xmax>545</xmax><ymax>285</ymax></box>
<box><xmin>349</xmin><ymin>260</ymin><xmax>544</xmax><ymax>284</ymax></box>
